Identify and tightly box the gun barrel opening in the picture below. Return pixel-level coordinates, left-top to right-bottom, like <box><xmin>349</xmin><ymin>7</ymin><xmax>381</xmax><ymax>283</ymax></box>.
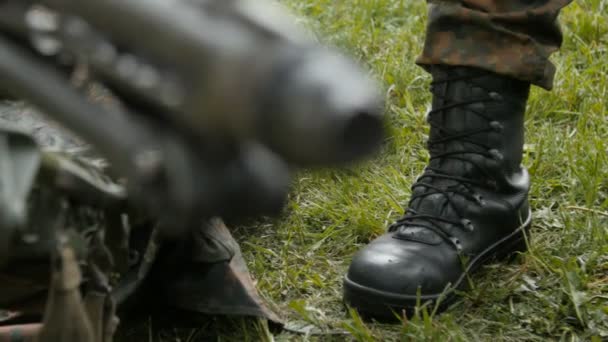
<box><xmin>340</xmin><ymin>109</ymin><xmax>384</xmax><ymax>162</ymax></box>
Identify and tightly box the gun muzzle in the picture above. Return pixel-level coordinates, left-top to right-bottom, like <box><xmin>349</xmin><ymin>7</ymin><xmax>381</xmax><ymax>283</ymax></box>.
<box><xmin>260</xmin><ymin>50</ymin><xmax>384</xmax><ymax>165</ymax></box>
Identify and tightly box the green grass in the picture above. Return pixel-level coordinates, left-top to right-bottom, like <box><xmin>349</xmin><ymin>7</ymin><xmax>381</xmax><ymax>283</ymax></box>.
<box><xmin>138</xmin><ymin>0</ymin><xmax>608</xmax><ymax>340</ymax></box>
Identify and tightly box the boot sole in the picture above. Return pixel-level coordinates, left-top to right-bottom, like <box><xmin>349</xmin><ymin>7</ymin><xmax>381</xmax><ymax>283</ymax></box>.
<box><xmin>343</xmin><ymin>210</ymin><xmax>532</xmax><ymax>321</ymax></box>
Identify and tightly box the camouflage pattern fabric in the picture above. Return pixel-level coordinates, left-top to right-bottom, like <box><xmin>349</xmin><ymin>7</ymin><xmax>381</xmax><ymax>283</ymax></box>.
<box><xmin>0</xmin><ymin>104</ymin><xmax>282</xmax><ymax>341</ymax></box>
<box><xmin>149</xmin><ymin>218</ymin><xmax>281</xmax><ymax>323</ymax></box>
<box><xmin>417</xmin><ymin>0</ymin><xmax>574</xmax><ymax>89</ymax></box>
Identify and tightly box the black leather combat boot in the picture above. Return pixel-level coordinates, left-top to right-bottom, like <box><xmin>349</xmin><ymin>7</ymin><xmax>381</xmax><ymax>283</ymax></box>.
<box><xmin>344</xmin><ymin>66</ymin><xmax>532</xmax><ymax>319</ymax></box>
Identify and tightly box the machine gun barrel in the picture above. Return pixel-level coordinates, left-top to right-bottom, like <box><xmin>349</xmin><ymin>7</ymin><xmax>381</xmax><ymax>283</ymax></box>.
<box><xmin>0</xmin><ymin>34</ymin><xmax>290</xmax><ymax>230</ymax></box>
<box><xmin>31</xmin><ymin>0</ymin><xmax>384</xmax><ymax>165</ymax></box>
<box><xmin>0</xmin><ymin>0</ymin><xmax>385</xmax><ymax>228</ymax></box>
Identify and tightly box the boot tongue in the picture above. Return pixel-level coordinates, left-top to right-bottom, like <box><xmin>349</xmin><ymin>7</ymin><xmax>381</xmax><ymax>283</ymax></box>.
<box><xmin>395</xmin><ymin>190</ymin><xmax>459</xmax><ymax>245</ymax></box>
<box><xmin>396</xmin><ymin>226</ymin><xmax>443</xmax><ymax>244</ymax></box>
<box><xmin>398</xmin><ymin>128</ymin><xmax>482</xmax><ymax>245</ymax></box>
<box><xmin>397</xmin><ymin>132</ymin><xmax>485</xmax><ymax>244</ymax></box>
<box><xmin>395</xmin><ymin>76</ymin><xmax>487</xmax><ymax>244</ymax></box>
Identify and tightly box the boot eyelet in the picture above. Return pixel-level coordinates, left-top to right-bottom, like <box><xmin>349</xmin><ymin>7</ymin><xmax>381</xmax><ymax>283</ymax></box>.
<box><xmin>128</xmin><ymin>250</ymin><xmax>140</xmax><ymax>266</ymax></box>
<box><xmin>489</xmin><ymin>121</ymin><xmax>504</xmax><ymax>132</ymax></box>
<box><xmin>450</xmin><ymin>237</ymin><xmax>463</xmax><ymax>252</ymax></box>
<box><xmin>460</xmin><ymin>218</ymin><xmax>475</xmax><ymax>232</ymax></box>
<box><xmin>489</xmin><ymin>149</ymin><xmax>504</xmax><ymax>161</ymax></box>
<box><xmin>489</xmin><ymin>92</ymin><xmax>503</xmax><ymax>101</ymax></box>
<box><xmin>473</xmin><ymin>194</ymin><xmax>485</xmax><ymax>206</ymax></box>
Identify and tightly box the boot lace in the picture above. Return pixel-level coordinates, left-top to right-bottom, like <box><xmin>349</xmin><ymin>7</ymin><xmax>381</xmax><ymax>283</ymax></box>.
<box><xmin>389</xmin><ymin>72</ymin><xmax>505</xmax><ymax>251</ymax></box>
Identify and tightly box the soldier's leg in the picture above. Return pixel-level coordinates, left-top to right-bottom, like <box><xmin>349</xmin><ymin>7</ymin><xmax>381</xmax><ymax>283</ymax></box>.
<box><xmin>417</xmin><ymin>0</ymin><xmax>572</xmax><ymax>90</ymax></box>
<box><xmin>344</xmin><ymin>0</ymin><xmax>573</xmax><ymax>318</ymax></box>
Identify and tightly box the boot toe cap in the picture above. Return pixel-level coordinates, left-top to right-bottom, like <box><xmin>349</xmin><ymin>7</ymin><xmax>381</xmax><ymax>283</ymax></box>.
<box><xmin>345</xmin><ymin>234</ymin><xmax>460</xmax><ymax>297</ymax></box>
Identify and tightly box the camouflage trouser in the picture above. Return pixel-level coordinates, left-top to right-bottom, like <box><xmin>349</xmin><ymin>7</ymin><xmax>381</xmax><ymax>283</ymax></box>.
<box><xmin>417</xmin><ymin>0</ymin><xmax>574</xmax><ymax>90</ymax></box>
